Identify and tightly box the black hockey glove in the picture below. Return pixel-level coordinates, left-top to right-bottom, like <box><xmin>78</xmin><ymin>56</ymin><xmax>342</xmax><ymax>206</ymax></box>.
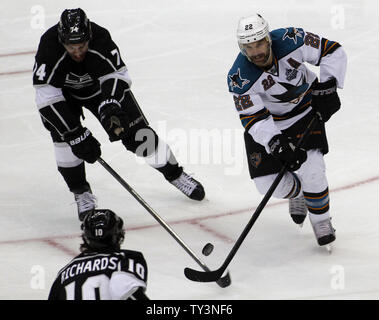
<box><xmin>63</xmin><ymin>127</ymin><xmax>101</xmax><ymax>164</ymax></box>
<box><xmin>311</xmin><ymin>78</ymin><xmax>341</xmax><ymax>122</ymax></box>
<box><xmin>268</xmin><ymin>134</ymin><xmax>307</xmax><ymax>171</ymax></box>
<box><xmin>99</xmin><ymin>99</ymin><xmax>129</xmax><ymax>142</ymax></box>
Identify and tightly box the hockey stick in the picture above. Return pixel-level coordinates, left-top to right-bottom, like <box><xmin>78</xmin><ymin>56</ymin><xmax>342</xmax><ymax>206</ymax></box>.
<box><xmin>97</xmin><ymin>157</ymin><xmax>231</xmax><ymax>288</ymax></box>
<box><xmin>184</xmin><ymin>113</ymin><xmax>320</xmax><ymax>283</ymax></box>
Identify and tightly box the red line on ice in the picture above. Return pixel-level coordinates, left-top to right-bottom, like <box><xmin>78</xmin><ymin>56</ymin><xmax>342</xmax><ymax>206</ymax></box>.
<box><xmin>0</xmin><ymin>70</ymin><xmax>31</xmax><ymax>76</ymax></box>
<box><xmin>0</xmin><ymin>50</ymin><xmax>35</xmax><ymax>58</ymax></box>
<box><xmin>1</xmin><ymin>175</ymin><xmax>378</xmax><ymax>255</ymax></box>
<box><xmin>0</xmin><ymin>50</ymin><xmax>35</xmax><ymax>77</ymax></box>
<box><xmin>42</xmin><ymin>239</ymin><xmax>78</xmax><ymax>257</ymax></box>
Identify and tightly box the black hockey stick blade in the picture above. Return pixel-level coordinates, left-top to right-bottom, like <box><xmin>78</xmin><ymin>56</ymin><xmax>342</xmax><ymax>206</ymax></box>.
<box><xmin>185</xmin><ymin>266</ymin><xmax>227</xmax><ymax>283</ymax></box>
<box><xmin>216</xmin><ymin>271</ymin><xmax>231</xmax><ymax>288</ymax></box>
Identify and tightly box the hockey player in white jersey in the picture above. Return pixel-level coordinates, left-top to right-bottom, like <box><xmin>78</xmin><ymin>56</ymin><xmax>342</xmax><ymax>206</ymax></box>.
<box><xmin>228</xmin><ymin>14</ymin><xmax>347</xmax><ymax>248</ymax></box>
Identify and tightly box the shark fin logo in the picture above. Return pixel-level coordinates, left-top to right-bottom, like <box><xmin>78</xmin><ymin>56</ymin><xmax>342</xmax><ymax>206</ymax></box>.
<box><xmin>282</xmin><ymin>27</ymin><xmax>303</xmax><ymax>44</ymax></box>
<box><xmin>271</xmin><ymin>75</ymin><xmax>310</xmax><ymax>104</ymax></box>
<box><xmin>229</xmin><ymin>68</ymin><xmax>250</xmax><ymax>90</ymax></box>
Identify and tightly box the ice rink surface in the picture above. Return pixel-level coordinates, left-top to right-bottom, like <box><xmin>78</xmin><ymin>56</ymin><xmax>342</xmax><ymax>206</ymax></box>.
<box><xmin>0</xmin><ymin>0</ymin><xmax>378</xmax><ymax>300</ymax></box>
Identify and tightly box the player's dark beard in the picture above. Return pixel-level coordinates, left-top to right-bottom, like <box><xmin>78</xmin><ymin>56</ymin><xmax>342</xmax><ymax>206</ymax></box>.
<box><xmin>256</xmin><ymin>48</ymin><xmax>272</xmax><ymax>68</ymax></box>
<box><xmin>69</xmin><ymin>51</ymin><xmax>87</xmax><ymax>62</ymax></box>
<box><xmin>262</xmin><ymin>52</ymin><xmax>274</xmax><ymax>69</ymax></box>
<box><xmin>249</xmin><ymin>44</ymin><xmax>272</xmax><ymax>67</ymax></box>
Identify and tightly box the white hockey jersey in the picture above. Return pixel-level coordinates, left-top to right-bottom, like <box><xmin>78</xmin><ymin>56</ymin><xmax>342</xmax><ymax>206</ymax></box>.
<box><xmin>227</xmin><ymin>27</ymin><xmax>347</xmax><ymax>153</ymax></box>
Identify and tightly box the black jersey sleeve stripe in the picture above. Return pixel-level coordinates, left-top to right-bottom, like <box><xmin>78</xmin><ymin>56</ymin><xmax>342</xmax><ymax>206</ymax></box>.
<box><xmin>98</xmin><ymin>67</ymin><xmax>132</xmax><ymax>104</ymax></box>
<box><xmin>271</xmin><ymin>89</ymin><xmax>312</xmax><ymax>121</ymax></box>
<box><xmin>316</xmin><ymin>38</ymin><xmax>341</xmax><ymax>66</ymax></box>
<box><xmin>40</xmin><ymin>114</ymin><xmax>64</xmax><ymax>136</ymax></box>
<box><xmin>39</xmin><ymin>101</ymin><xmax>80</xmax><ymax>135</ymax></box>
<box><xmin>240</xmin><ymin>108</ymin><xmax>270</xmax><ymax>131</ymax></box>
<box><xmin>100</xmin><ymin>76</ymin><xmax>131</xmax><ymax>102</ymax></box>
<box><xmin>127</xmin><ymin>287</ymin><xmax>149</xmax><ymax>300</ymax></box>
<box><xmin>118</xmin><ymin>88</ymin><xmax>132</xmax><ymax>103</ymax></box>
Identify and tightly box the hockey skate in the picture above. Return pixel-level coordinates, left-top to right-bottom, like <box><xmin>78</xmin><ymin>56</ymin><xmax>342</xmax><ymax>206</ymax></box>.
<box><xmin>289</xmin><ymin>194</ymin><xmax>308</xmax><ymax>226</ymax></box>
<box><xmin>311</xmin><ymin>217</ymin><xmax>336</xmax><ymax>252</ymax></box>
<box><xmin>74</xmin><ymin>188</ymin><xmax>98</xmax><ymax>221</ymax></box>
<box><xmin>169</xmin><ymin>171</ymin><xmax>205</xmax><ymax>201</ymax></box>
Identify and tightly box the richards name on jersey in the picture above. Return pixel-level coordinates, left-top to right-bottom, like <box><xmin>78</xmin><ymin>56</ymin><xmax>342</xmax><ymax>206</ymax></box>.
<box><xmin>59</xmin><ymin>255</ymin><xmax>119</xmax><ymax>284</ymax></box>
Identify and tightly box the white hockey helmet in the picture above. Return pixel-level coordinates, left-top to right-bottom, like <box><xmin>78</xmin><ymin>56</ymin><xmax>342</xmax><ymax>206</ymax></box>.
<box><xmin>237</xmin><ymin>14</ymin><xmax>271</xmax><ymax>54</ymax></box>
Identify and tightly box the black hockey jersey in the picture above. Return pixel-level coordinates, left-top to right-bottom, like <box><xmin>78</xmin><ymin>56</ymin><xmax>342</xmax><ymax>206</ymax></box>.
<box><xmin>48</xmin><ymin>249</ymin><xmax>148</xmax><ymax>300</ymax></box>
<box><xmin>33</xmin><ymin>22</ymin><xmax>132</xmax><ymax>136</ymax></box>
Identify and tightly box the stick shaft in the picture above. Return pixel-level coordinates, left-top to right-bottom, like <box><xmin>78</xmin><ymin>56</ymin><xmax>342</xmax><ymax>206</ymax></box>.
<box><xmin>97</xmin><ymin>158</ymin><xmax>210</xmax><ymax>268</ymax></box>
<box><xmin>218</xmin><ymin>113</ymin><xmax>317</xmax><ymax>272</ymax></box>
<box><xmin>185</xmin><ymin>114</ymin><xmax>320</xmax><ymax>282</ymax></box>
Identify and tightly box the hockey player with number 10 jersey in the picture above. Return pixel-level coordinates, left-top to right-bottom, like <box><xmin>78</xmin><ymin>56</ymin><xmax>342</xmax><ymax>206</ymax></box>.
<box><xmin>48</xmin><ymin>209</ymin><xmax>149</xmax><ymax>300</ymax></box>
<box><xmin>228</xmin><ymin>14</ymin><xmax>347</xmax><ymax>247</ymax></box>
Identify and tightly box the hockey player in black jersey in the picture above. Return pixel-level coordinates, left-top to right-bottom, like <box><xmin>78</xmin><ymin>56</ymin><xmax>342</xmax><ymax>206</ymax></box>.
<box><xmin>33</xmin><ymin>8</ymin><xmax>205</xmax><ymax>221</ymax></box>
<box><xmin>48</xmin><ymin>209</ymin><xmax>149</xmax><ymax>300</ymax></box>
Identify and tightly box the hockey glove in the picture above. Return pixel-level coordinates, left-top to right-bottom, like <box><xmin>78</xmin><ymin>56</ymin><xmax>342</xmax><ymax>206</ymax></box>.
<box><xmin>63</xmin><ymin>127</ymin><xmax>101</xmax><ymax>164</ymax></box>
<box><xmin>311</xmin><ymin>78</ymin><xmax>341</xmax><ymax>122</ymax></box>
<box><xmin>268</xmin><ymin>134</ymin><xmax>307</xmax><ymax>171</ymax></box>
<box><xmin>99</xmin><ymin>99</ymin><xmax>129</xmax><ymax>142</ymax></box>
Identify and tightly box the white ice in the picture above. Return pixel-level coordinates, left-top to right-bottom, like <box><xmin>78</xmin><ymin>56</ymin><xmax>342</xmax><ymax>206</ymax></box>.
<box><xmin>0</xmin><ymin>0</ymin><xmax>378</xmax><ymax>300</ymax></box>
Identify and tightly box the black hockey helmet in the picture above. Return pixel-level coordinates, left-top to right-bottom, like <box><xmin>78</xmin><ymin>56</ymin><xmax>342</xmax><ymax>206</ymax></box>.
<box><xmin>58</xmin><ymin>8</ymin><xmax>92</xmax><ymax>44</ymax></box>
<box><xmin>81</xmin><ymin>209</ymin><xmax>125</xmax><ymax>250</ymax></box>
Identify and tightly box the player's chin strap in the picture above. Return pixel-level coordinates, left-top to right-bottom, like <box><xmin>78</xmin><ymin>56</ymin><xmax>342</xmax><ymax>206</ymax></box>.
<box><xmin>96</xmin><ymin>157</ymin><xmax>231</xmax><ymax>288</ymax></box>
<box><xmin>184</xmin><ymin>113</ymin><xmax>320</xmax><ymax>284</ymax></box>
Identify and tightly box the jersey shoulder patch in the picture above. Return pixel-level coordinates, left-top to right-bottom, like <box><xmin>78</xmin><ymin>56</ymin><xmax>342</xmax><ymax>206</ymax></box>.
<box><xmin>227</xmin><ymin>53</ymin><xmax>263</xmax><ymax>94</ymax></box>
<box><xmin>271</xmin><ymin>27</ymin><xmax>305</xmax><ymax>60</ymax></box>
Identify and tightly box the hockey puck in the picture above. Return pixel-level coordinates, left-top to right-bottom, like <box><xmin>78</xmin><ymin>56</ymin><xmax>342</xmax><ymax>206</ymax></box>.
<box><xmin>202</xmin><ymin>243</ymin><xmax>214</xmax><ymax>256</ymax></box>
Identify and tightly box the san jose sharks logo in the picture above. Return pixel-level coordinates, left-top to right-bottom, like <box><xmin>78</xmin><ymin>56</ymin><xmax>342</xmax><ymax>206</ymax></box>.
<box><xmin>282</xmin><ymin>27</ymin><xmax>303</xmax><ymax>44</ymax></box>
<box><xmin>271</xmin><ymin>75</ymin><xmax>310</xmax><ymax>104</ymax></box>
<box><xmin>249</xmin><ymin>152</ymin><xmax>262</xmax><ymax>168</ymax></box>
<box><xmin>229</xmin><ymin>68</ymin><xmax>250</xmax><ymax>90</ymax></box>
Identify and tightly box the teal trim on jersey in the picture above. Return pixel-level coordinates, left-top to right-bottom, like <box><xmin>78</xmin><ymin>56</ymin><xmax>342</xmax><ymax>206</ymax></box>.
<box><xmin>270</xmin><ymin>27</ymin><xmax>305</xmax><ymax>60</ymax></box>
<box><xmin>227</xmin><ymin>53</ymin><xmax>263</xmax><ymax>95</ymax></box>
<box><xmin>323</xmin><ymin>39</ymin><xmax>338</xmax><ymax>52</ymax></box>
<box><xmin>227</xmin><ymin>27</ymin><xmax>305</xmax><ymax>95</ymax></box>
<box><xmin>316</xmin><ymin>38</ymin><xmax>341</xmax><ymax>66</ymax></box>
<box><xmin>240</xmin><ymin>117</ymin><xmax>253</xmax><ymax>128</ymax></box>
<box><xmin>271</xmin><ymin>90</ymin><xmax>312</xmax><ymax>121</ymax></box>
<box><xmin>239</xmin><ymin>108</ymin><xmax>270</xmax><ymax>130</ymax></box>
